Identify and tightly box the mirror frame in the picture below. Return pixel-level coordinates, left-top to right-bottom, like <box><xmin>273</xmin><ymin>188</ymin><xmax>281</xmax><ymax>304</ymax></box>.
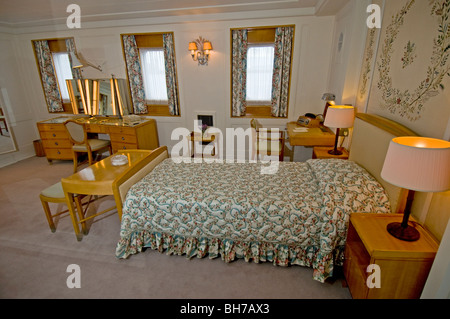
<box><xmin>66</xmin><ymin>78</ymin><xmax>132</xmax><ymax>116</ymax></box>
<box><xmin>0</xmin><ymin>89</ymin><xmax>18</xmax><ymax>155</ymax></box>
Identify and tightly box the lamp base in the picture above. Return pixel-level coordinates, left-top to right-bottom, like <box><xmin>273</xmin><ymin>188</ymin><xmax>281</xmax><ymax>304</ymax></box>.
<box><xmin>328</xmin><ymin>148</ymin><xmax>343</xmax><ymax>156</ymax></box>
<box><xmin>387</xmin><ymin>222</ymin><xmax>420</xmax><ymax>242</ymax></box>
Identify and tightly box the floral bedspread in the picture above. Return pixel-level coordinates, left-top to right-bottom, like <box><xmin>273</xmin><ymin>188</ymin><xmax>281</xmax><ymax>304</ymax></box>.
<box><xmin>116</xmin><ymin>159</ymin><xmax>391</xmax><ymax>282</ymax></box>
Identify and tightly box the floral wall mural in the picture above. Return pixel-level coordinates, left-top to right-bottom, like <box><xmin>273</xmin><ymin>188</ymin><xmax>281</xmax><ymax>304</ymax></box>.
<box><xmin>365</xmin><ymin>0</ymin><xmax>450</xmax><ymax>138</ymax></box>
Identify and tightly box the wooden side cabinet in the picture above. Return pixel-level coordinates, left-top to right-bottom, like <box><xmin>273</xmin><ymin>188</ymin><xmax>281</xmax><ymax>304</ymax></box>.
<box><xmin>344</xmin><ymin>213</ymin><xmax>439</xmax><ymax>299</ymax></box>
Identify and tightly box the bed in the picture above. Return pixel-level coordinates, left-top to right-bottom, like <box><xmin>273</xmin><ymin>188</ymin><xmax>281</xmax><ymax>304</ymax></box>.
<box><xmin>113</xmin><ymin>113</ymin><xmax>418</xmax><ymax>283</ymax></box>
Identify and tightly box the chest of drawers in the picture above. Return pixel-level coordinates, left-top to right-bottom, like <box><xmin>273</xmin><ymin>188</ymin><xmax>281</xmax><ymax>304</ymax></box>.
<box><xmin>37</xmin><ymin>122</ymin><xmax>73</xmax><ymax>161</ymax></box>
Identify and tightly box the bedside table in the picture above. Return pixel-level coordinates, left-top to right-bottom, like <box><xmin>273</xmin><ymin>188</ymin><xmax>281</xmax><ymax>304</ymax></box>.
<box><xmin>344</xmin><ymin>213</ymin><xmax>439</xmax><ymax>299</ymax></box>
<box><xmin>312</xmin><ymin>146</ymin><xmax>349</xmax><ymax>159</ymax></box>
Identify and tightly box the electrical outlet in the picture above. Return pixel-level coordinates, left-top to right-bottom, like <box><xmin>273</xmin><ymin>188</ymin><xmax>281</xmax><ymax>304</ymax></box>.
<box><xmin>339</xmin><ymin>128</ymin><xmax>349</xmax><ymax>137</ymax></box>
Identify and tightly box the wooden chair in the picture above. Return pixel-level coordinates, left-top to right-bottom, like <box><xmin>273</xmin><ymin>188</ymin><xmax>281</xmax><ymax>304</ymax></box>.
<box><xmin>40</xmin><ymin>182</ymin><xmax>87</xmax><ymax>233</ymax></box>
<box><xmin>0</xmin><ymin>107</ymin><xmax>8</xmax><ymax>136</ymax></box>
<box><xmin>64</xmin><ymin>119</ymin><xmax>112</xmax><ymax>173</ymax></box>
<box><xmin>250</xmin><ymin>119</ymin><xmax>285</xmax><ymax>162</ymax></box>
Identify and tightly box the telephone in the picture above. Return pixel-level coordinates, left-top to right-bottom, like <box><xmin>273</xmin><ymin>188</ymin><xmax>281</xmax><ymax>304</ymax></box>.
<box><xmin>297</xmin><ymin>113</ymin><xmax>323</xmax><ymax>128</ymax></box>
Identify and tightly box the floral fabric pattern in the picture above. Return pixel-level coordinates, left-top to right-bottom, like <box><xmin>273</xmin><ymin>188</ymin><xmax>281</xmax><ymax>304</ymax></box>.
<box><xmin>271</xmin><ymin>26</ymin><xmax>294</xmax><ymax>118</ymax></box>
<box><xmin>116</xmin><ymin>159</ymin><xmax>391</xmax><ymax>283</ymax></box>
<box><xmin>231</xmin><ymin>29</ymin><xmax>248</xmax><ymax>117</ymax></box>
<box><xmin>122</xmin><ymin>35</ymin><xmax>147</xmax><ymax>114</ymax></box>
<box><xmin>163</xmin><ymin>33</ymin><xmax>180</xmax><ymax>116</ymax></box>
<box><xmin>33</xmin><ymin>40</ymin><xmax>64</xmax><ymax>112</ymax></box>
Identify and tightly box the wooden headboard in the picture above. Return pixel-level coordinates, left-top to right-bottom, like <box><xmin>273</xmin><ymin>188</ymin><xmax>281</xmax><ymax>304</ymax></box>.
<box><xmin>349</xmin><ymin>113</ymin><xmax>419</xmax><ymax>214</ymax></box>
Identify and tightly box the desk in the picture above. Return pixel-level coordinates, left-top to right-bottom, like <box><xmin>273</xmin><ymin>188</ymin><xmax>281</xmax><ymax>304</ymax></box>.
<box><xmin>189</xmin><ymin>131</ymin><xmax>216</xmax><ymax>157</ymax></box>
<box><xmin>61</xmin><ymin>149</ymin><xmax>153</xmax><ymax>241</ymax></box>
<box><xmin>286</xmin><ymin>122</ymin><xmax>335</xmax><ymax>147</ymax></box>
<box><xmin>37</xmin><ymin>116</ymin><xmax>159</xmax><ymax>163</ymax></box>
<box><xmin>313</xmin><ymin>146</ymin><xmax>349</xmax><ymax>160</ymax></box>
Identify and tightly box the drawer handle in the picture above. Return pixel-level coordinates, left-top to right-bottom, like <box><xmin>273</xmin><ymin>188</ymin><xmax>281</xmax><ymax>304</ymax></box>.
<box><xmin>123</xmin><ymin>146</ymin><xmax>127</xmax><ymax>149</ymax></box>
<box><xmin>57</xmin><ymin>151</ymin><xmax>61</xmax><ymax>154</ymax></box>
<box><xmin>55</xmin><ymin>142</ymin><xmax>58</xmax><ymax>146</ymax></box>
<box><xmin>121</xmin><ymin>137</ymin><xmax>125</xmax><ymax>140</ymax></box>
<box><xmin>52</xmin><ymin>133</ymin><xmax>56</xmax><ymax>137</ymax></box>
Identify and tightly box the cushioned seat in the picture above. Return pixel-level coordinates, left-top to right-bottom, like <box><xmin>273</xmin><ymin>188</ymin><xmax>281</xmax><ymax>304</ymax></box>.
<box><xmin>72</xmin><ymin>139</ymin><xmax>112</xmax><ymax>152</ymax></box>
<box><xmin>41</xmin><ymin>181</ymin><xmax>65</xmax><ymax>198</ymax></box>
<box><xmin>40</xmin><ymin>182</ymin><xmax>86</xmax><ymax>233</ymax></box>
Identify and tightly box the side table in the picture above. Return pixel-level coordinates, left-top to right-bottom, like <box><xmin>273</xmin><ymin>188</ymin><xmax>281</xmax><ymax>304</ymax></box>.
<box><xmin>344</xmin><ymin>213</ymin><xmax>439</xmax><ymax>299</ymax></box>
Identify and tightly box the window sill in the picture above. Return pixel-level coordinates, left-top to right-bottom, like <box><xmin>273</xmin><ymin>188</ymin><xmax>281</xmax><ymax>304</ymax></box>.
<box><xmin>144</xmin><ymin>104</ymin><xmax>179</xmax><ymax>117</ymax></box>
<box><xmin>231</xmin><ymin>105</ymin><xmax>287</xmax><ymax>119</ymax></box>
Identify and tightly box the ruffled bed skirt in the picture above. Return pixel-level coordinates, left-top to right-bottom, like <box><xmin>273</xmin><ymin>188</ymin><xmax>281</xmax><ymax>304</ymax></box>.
<box><xmin>116</xmin><ymin>230</ymin><xmax>345</xmax><ymax>283</ymax></box>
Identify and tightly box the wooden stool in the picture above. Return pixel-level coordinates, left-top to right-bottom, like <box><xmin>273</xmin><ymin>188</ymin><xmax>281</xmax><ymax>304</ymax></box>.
<box><xmin>40</xmin><ymin>182</ymin><xmax>87</xmax><ymax>233</ymax></box>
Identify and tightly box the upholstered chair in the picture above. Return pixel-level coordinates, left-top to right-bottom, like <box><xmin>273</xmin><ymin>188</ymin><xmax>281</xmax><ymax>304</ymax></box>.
<box><xmin>64</xmin><ymin>119</ymin><xmax>112</xmax><ymax>173</ymax></box>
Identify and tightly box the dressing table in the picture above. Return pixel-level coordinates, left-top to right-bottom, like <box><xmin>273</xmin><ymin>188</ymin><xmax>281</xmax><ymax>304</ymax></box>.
<box><xmin>37</xmin><ymin>116</ymin><xmax>159</xmax><ymax>163</ymax></box>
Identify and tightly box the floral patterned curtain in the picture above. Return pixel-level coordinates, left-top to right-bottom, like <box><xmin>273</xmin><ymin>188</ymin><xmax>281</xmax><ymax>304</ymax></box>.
<box><xmin>231</xmin><ymin>29</ymin><xmax>248</xmax><ymax>117</ymax></box>
<box><xmin>271</xmin><ymin>26</ymin><xmax>294</xmax><ymax>118</ymax></box>
<box><xmin>65</xmin><ymin>38</ymin><xmax>82</xmax><ymax>80</ymax></box>
<box><xmin>33</xmin><ymin>40</ymin><xmax>64</xmax><ymax>112</ymax></box>
<box><xmin>163</xmin><ymin>33</ymin><xmax>180</xmax><ymax>116</ymax></box>
<box><xmin>122</xmin><ymin>35</ymin><xmax>147</xmax><ymax>114</ymax></box>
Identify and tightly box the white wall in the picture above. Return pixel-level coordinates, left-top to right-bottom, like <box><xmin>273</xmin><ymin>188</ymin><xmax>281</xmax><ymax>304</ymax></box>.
<box><xmin>0</xmin><ymin>11</ymin><xmax>335</xmax><ymax>166</ymax></box>
<box><xmin>0</xmin><ymin>32</ymin><xmax>37</xmax><ymax>167</ymax></box>
<box><xmin>327</xmin><ymin>0</ymin><xmax>369</xmax><ymax>107</ymax></box>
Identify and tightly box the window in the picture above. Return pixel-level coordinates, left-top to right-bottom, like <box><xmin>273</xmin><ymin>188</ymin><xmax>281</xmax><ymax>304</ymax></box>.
<box><xmin>122</xmin><ymin>32</ymin><xmax>180</xmax><ymax>116</ymax></box>
<box><xmin>139</xmin><ymin>48</ymin><xmax>168</xmax><ymax>104</ymax></box>
<box><xmin>32</xmin><ymin>37</ymin><xmax>80</xmax><ymax>113</ymax></box>
<box><xmin>246</xmin><ymin>45</ymin><xmax>274</xmax><ymax>103</ymax></box>
<box><xmin>52</xmin><ymin>52</ymin><xmax>73</xmax><ymax>102</ymax></box>
<box><xmin>231</xmin><ymin>26</ymin><xmax>294</xmax><ymax>118</ymax></box>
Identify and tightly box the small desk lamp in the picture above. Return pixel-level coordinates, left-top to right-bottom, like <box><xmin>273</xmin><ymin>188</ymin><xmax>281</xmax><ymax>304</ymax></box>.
<box><xmin>323</xmin><ymin>105</ymin><xmax>355</xmax><ymax>156</ymax></box>
<box><xmin>321</xmin><ymin>93</ymin><xmax>336</xmax><ymax>119</ymax></box>
<box><xmin>381</xmin><ymin>137</ymin><xmax>450</xmax><ymax>241</ymax></box>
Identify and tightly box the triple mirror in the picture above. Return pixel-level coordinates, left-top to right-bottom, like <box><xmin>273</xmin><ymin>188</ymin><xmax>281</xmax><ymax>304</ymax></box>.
<box><xmin>66</xmin><ymin>78</ymin><xmax>132</xmax><ymax>116</ymax></box>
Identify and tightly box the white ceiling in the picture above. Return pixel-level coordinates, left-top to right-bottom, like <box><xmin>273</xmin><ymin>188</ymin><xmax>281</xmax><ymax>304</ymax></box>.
<box><xmin>0</xmin><ymin>0</ymin><xmax>349</xmax><ymax>28</ymax></box>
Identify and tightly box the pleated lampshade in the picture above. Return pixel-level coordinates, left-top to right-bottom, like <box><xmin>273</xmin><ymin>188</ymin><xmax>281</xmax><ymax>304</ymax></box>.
<box><xmin>381</xmin><ymin>137</ymin><xmax>450</xmax><ymax>192</ymax></box>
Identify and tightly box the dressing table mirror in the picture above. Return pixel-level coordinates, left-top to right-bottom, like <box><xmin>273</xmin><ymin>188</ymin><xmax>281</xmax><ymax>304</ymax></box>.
<box><xmin>66</xmin><ymin>78</ymin><xmax>132</xmax><ymax>116</ymax></box>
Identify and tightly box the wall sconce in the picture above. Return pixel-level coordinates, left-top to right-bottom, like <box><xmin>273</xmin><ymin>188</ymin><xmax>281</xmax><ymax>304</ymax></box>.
<box><xmin>70</xmin><ymin>51</ymin><xmax>102</xmax><ymax>72</ymax></box>
<box><xmin>188</xmin><ymin>37</ymin><xmax>213</xmax><ymax>66</ymax></box>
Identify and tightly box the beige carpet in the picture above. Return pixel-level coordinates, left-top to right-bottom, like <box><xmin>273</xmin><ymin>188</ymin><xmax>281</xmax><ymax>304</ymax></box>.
<box><xmin>0</xmin><ymin>155</ymin><xmax>351</xmax><ymax>299</ymax></box>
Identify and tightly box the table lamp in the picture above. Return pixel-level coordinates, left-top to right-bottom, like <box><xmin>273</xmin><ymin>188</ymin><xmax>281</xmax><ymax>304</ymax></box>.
<box><xmin>323</xmin><ymin>105</ymin><xmax>355</xmax><ymax>155</ymax></box>
<box><xmin>381</xmin><ymin>137</ymin><xmax>450</xmax><ymax>241</ymax></box>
